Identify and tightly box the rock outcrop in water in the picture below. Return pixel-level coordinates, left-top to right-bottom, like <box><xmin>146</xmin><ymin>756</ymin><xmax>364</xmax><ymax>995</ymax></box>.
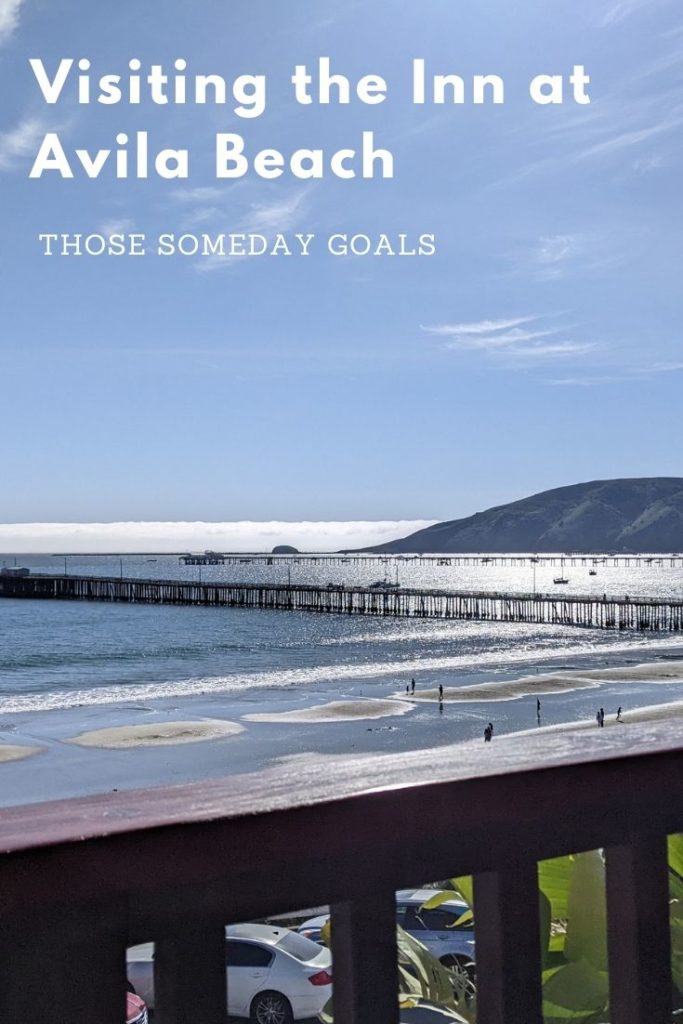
<box><xmin>359</xmin><ymin>478</ymin><xmax>683</xmax><ymax>554</ymax></box>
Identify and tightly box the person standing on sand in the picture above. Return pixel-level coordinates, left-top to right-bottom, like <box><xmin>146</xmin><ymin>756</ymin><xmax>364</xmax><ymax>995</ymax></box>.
<box><xmin>438</xmin><ymin>684</ymin><xmax>444</xmax><ymax>701</ymax></box>
<box><xmin>411</xmin><ymin>678</ymin><xmax>415</xmax><ymax>694</ymax></box>
<box><xmin>484</xmin><ymin>724</ymin><xmax>492</xmax><ymax>742</ymax></box>
<box><xmin>600</xmin><ymin>707</ymin><xmax>605</xmax><ymax>727</ymax></box>
<box><xmin>488</xmin><ymin>721</ymin><xmax>494</xmax><ymax>737</ymax></box>
<box><xmin>617</xmin><ymin>706</ymin><xmax>623</xmax><ymax>722</ymax></box>
<box><xmin>596</xmin><ymin>710</ymin><xmax>602</xmax><ymax>727</ymax></box>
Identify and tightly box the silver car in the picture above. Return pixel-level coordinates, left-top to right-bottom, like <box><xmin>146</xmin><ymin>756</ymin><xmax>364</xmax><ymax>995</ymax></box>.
<box><xmin>395</xmin><ymin>889</ymin><xmax>475</xmax><ymax>972</ymax></box>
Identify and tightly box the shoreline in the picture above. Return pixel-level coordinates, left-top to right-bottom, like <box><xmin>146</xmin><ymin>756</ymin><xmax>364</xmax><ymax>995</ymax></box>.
<box><xmin>0</xmin><ymin>642</ymin><xmax>682</xmax><ymax>809</ymax></box>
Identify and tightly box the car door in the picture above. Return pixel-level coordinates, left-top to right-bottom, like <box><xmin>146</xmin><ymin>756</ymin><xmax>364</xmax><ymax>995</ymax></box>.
<box><xmin>226</xmin><ymin>940</ymin><xmax>274</xmax><ymax>1016</ymax></box>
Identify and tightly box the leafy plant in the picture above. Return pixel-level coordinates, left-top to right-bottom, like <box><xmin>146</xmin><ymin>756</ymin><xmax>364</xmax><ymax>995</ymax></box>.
<box><xmin>433</xmin><ymin>840</ymin><xmax>683</xmax><ymax>1023</ymax></box>
<box><xmin>318</xmin><ymin>917</ymin><xmax>475</xmax><ymax>1023</ymax></box>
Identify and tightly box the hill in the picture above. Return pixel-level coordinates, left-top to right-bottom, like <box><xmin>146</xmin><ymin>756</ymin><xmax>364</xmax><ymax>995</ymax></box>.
<box><xmin>359</xmin><ymin>478</ymin><xmax>683</xmax><ymax>554</ymax></box>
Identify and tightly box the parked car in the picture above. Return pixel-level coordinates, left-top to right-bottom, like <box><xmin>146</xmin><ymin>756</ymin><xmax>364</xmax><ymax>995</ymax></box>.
<box><xmin>395</xmin><ymin>889</ymin><xmax>475</xmax><ymax>972</ymax></box>
<box><xmin>298</xmin><ymin>888</ymin><xmax>475</xmax><ymax>972</ymax></box>
<box><xmin>126</xmin><ymin>992</ymin><xmax>148</xmax><ymax>1024</ymax></box>
<box><xmin>127</xmin><ymin>923</ymin><xmax>332</xmax><ymax>1023</ymax></box>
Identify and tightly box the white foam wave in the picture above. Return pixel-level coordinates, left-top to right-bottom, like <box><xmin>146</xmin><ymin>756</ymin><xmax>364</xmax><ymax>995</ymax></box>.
<box><xmin>2</xmin><ymin>633</ymin><xmax>682</xmax><ymax>715</ymax></box>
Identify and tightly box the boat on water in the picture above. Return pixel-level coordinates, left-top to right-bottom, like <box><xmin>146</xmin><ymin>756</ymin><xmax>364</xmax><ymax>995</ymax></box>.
<box><xmin>553</xmin><ymin>576</ymin><xmax>569</xmax><ymax>585</ymax></box>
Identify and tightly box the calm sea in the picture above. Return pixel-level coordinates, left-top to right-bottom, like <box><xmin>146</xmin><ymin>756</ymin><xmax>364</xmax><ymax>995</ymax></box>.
<box><xmin>1</xmin><ymin>553</ymin><xmax>682</xmax><ymax>715</ymax></box>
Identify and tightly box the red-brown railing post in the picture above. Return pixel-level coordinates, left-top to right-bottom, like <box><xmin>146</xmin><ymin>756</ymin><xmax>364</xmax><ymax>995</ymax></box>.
<box><xmin>331</xmin><ymin>889</ymin><xmax>400</xmax><ymax>1024</ymax></box>
<box><xmin>474</xmin><ymin>861</ymin><xmax>544</xmax><ymax>1024</ymax></box>
<box><xmin>0</xmin><ymin>903</ymin><xmax>127</xmax><ymax>1023</ymax></box>
<box><xmin>154</xmin><ymin>922</ymin><xmax>227</xmax><ymax>1023</ymax></box>
<box><xmin>606</xmin><ymin>837</ymin><xmax>672</xmax><ymax>1024</ymax></box>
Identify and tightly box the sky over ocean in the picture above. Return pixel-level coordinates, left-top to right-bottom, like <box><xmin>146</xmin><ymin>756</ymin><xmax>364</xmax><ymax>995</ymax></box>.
<box><xmin>0</xmin><ymin>0</ymin><xmax>681</xmax><ymax>524</ymax></box>
<box><xmin>0</xmin><ymin>520</ymin><xmax>435</xmax><ymax>553</ymax></box>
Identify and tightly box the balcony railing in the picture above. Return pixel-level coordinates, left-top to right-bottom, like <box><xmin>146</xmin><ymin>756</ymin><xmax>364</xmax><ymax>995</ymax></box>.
<box><xmin>0</xmin><ymin>721</ymin><xmax>681</xmax><ymax>1023</ymax></box>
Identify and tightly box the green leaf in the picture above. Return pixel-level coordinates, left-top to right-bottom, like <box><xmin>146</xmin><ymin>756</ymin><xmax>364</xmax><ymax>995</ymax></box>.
<box><xmin>421</xmin><ymin>891</ymin><xmax>460</xmax><ymax>911</ymax></box>
<box><xmin>564</xmin><ymin>852</ymin><xmax>608</xmax><ymax>972</ymax></box>
<box><xmin>397</xmin><ymin>926</ymin><xmax>459</xmax><ymax>1010</ymax></box>
<box><xmin>452</xmin><ymin>876</ymin><xmax>474</xmax><ymax>910</ymax></box>
<box><xmin>539</xmin><ymin>855</ymin><xmax>575</xmax><ymax>920</ymax></box>
<box><xmin>669</xmin><ymin>835</ymin><xmax>683</xmax><ymax>881</ymax></box>
<box><xmin>539</xmin><ymin>888</ymin><xmax>552</xmax><ymax>965</ymax></box>
<box><xmin>670</xmin><ymin>918</ymin><xmax>683</xmax><ymax>995</ymax></box>
<box><xmin>542</xmin><ymin>959</ymin><xmax>609</xmax><ymax>1022</ymax></box>
<box><xmin>397</xmin><ymin>999</ymin><xmax>471</xmax><ymax>1022</ymax></box>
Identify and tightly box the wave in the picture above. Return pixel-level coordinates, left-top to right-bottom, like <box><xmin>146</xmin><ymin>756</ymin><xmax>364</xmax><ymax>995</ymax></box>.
<box><xmin>2</xmin><ymin>633</ymin><xmax>682</xmax><ymax>715</ymax></box>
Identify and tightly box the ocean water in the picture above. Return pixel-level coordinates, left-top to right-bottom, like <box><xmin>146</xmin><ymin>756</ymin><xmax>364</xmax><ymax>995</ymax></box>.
<box><xmin>1</xmin><ymin>554</ymin><xmax>682</xmax><ymax>716</ymax></box>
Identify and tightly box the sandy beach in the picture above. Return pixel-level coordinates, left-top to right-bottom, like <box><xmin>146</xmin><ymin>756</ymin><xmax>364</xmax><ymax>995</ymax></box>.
<box><xmin>0</xmin><ymin>650</ymin><xmax>681</xmax><ymax>809</ymax></box>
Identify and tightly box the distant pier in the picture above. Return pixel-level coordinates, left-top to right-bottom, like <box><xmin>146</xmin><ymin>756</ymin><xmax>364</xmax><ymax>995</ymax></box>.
<box><xmin>180</xmin><ymin>553</ymin><xmax>683</xmax><ymax>568</ymax></box>
<box><xmin>2</xmin><ymin>574</ymin><xmax>683</xmax><ymax>631</ymax></box>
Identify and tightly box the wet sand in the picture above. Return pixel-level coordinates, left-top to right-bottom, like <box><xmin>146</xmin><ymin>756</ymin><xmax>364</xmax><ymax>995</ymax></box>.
<box><xmin>243</xmin><ymin>698</ymin><xmax>413</xmax><ymax>724</ymax></box>
<box><xmin>68</xmin><ymin>719</ymin><xmax>244</xmax><ymax>749</ymax></box>
<box><xmin>511</xmin><ymin>697</ymin><xmax>683</xmax><ymax>737</ymax></box>
<box><xmin>403</xmin><ymin>659</ymin><xmax>683</xmax><ymax>703</ymax></box>
<box><xmin>0</xmin><ymin>654</ymin><xmax>681</xmax><ymax>808</ymax></box>
<box><xmin>0</xmin><ymin>744</ymin><xmax>44</xmax><ymax>763</ymax></box>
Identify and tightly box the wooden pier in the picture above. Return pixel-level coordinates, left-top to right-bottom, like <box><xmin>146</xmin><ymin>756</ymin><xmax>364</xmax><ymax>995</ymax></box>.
<box><xmin>2</xmin><ymin>573</ymin><xmax>683</xmax><ymax>631</ymax></box>
<box><xmin>179</xmin><ymin>552</ymin><xmax>683</xmax><ymax>568</ymax></box>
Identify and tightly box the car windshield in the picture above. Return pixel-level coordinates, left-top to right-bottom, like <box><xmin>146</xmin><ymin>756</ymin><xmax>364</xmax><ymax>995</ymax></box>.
<box><xmin>277</xmin><ymin>931</ymin><xmax>324</xmax><ymax>962</ymax></box>
<box><xmin>403</xmin><ymin>905</ymin><xmax>471</xmax><ymax>931</ymax></box>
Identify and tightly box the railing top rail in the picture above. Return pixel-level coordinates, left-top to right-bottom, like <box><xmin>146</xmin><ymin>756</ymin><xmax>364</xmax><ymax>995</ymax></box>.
<box><xmin>3</xmin><ymin>720</ymin><xmax>683</xmax><ymax>872</ymax></box>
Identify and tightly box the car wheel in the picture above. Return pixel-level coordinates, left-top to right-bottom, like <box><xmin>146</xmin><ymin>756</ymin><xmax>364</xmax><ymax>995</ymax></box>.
<box><xmin>250</xmin><ymin>990</ymin><xmax>293</xmax><ymax>1024</ymax></box>
<box><xmin>441</xmin><ymin>955</ymin><xmax>476</xmax><ymax>1002</ymax></box>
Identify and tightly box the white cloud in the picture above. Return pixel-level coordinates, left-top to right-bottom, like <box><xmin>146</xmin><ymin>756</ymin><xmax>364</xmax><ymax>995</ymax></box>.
<box><xmin>442</xmin><ymin>327</ymin><xmax>562</xmax><ymax>352</ymax></box>
<box><xmin>550</xmin><ymin>362</ymin><xmax>683</xmax><ymax>385</ymax></box>
<box><xmin>597</xmin><ymin>0</ymin><xmax>663</xmax><ymax>26</ymax></box>
<box><xmin>245</xmin><ymin>191</ymin><xmax>309</xmax><ymax>233</ymax></box>
<box><xmin>529</xmin><ymin>234</ymin><xmax>586</xmax><ymax>280</ymax></box>
<box><xmin>503</xmin><ymin>341</ymin><xmax>596</xmax><ymax>359</ymax></box>
<box><xmin>0</xmin><ymin>0</ymin><xmax>24</xmax><ymax>43</ymax></box>
<box><xmin>0</xmin><ymin>520</ymin><xmax>437</xmax><ymax>554</ymax></box>
<box><xmin>421</xmin><ymin>316</ymin><xmax>537</xmax><ymax>337</ymax></box>
<box><xmin>422</xmin><ymin>315</ymin><xmax>595</xmax><ymax>363</ymax></box>
<box><xmin>172</xmin><ymin>187</ymin><xmax>226</xmax><ymax>203</ymax></box>
<box><xmin>98</xmin><ymin>218</ymin><xmax>135</xmax><ymax>236</ymax></box>
<box><xmin>179</xmin><ymin>187</ymin><xmax>313</xmax><ymax>272</ymax></box>
<box><xmin>0</xmin><ymin>117</ymin><xmax>47</xmax><ymax>172</ymax></box>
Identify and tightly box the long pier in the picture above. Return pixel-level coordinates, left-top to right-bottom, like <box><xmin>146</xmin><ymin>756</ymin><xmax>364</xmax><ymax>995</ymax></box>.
<box><xmin>2</xmin><ymin>573</ymin><xmax>683</xmax><ymax>631</ymax></box>
<box><xmin>178</xmin><ymin>552</ymin><xmax>683</xmax><ymax>568</ymax></box>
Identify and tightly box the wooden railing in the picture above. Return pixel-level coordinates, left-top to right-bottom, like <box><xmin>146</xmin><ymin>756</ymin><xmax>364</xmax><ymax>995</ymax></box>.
<box><xmin>0</xmin><ymin>723</ymin><xmax>681</xmax><ymax>1023</ymax></box>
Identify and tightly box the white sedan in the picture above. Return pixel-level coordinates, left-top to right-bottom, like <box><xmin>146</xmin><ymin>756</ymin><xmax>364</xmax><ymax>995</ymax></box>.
<box><xmin>127</xmin><ymin>923</ymin><xmax>332</xmax><ymax>1024</ymax></box>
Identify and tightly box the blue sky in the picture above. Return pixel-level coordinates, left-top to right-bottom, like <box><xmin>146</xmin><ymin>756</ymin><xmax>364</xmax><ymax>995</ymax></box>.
<box><xmin>1</xmin><ymin>0</ymin><xmax>681</xmax><ymax>533</ymax></box>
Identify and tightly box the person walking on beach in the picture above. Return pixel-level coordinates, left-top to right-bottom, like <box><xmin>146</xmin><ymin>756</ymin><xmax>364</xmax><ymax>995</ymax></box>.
<box><xmin>410</xmin><ymin>678</ymin><xmax>415</xmax><ymax>694</ymax></box>
<box><xmin>488</xmin><ymin>721</ymin><xmax>494</xmax><ymax>737</ymax></box>
<box><xmin>438</xmin><ymin>683</ymin><xmax>443</xmax><ymax>701</ymax></box>
<box><xmin>617</xmin><ymin>706</ymin><xmax>623</xmax><ymax>722</ymax></box>
<box><xmin>600</xmin><ymin>707</ymin><xmax>605</xmax><ymax>727</ymax></box>
<box><xmin>484</xmin><ymin>724</ymin><xmax>492</xmax><ymax>742</ymax></box>
<box><xmin>596</xmin><ymin>709</ymin><xmax>602</xmax><ymax>727</ymax></box>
